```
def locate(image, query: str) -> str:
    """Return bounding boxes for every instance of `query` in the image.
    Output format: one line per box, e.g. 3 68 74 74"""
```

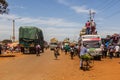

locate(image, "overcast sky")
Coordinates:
0 0 120 42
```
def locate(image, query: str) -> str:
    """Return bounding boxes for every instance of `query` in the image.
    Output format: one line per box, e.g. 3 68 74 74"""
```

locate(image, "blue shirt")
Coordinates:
80 46 87 56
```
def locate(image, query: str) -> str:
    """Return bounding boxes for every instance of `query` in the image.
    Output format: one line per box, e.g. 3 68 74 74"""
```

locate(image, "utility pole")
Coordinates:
10 18 21 42
7 18 21 42
89 10 95 21
12 19 15 42
89 10 92 21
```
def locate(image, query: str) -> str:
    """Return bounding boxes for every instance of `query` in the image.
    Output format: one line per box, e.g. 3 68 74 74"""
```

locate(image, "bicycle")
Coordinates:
81 53 94 71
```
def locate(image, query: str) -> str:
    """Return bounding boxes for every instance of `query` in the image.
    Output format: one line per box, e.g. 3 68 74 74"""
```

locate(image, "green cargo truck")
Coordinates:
19 26 44 53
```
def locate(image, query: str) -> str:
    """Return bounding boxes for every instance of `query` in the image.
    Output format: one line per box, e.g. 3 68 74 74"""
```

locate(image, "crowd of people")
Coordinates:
101 34 120 59
56 34 120 70
0 44 21 55
0 33 120 70
0 43 43 56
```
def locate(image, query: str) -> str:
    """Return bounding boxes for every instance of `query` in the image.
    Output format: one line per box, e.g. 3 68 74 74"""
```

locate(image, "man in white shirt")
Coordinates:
115 44 120 58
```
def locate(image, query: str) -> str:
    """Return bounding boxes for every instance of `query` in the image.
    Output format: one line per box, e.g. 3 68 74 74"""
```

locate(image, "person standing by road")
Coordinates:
36 44 41 56
103 45 108 58
79 44 88 69
108 44 115 59
0 45 2 55
100 43 104 58
115 44 120 58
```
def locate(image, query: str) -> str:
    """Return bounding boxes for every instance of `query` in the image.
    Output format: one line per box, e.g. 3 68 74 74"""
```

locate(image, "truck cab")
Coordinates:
80 35 102 60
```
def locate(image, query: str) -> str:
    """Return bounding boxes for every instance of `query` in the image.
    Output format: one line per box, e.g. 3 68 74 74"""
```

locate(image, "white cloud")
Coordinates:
0 14 19 20
0 14 80 27
43 27 80 42
57 0 69 6
57 0 96 14
9 5 26 9
71 6 89 14
0 14 81 41
0 14 118 42
19 17 80 27
70 6 97 14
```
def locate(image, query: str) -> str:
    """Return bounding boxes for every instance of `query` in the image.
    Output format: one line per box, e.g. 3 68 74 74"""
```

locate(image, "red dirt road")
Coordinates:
0 49 120 80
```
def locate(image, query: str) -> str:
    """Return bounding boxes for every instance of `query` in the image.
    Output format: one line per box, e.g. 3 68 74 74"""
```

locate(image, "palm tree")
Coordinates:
0 0 9 14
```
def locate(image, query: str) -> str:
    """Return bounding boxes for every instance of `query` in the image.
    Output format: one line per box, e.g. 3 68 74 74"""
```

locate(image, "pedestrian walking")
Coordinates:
79 44 88 69
54 47 60 59
64 45 70 55
108 44 115 59
70 44 75 59
36 44 41 56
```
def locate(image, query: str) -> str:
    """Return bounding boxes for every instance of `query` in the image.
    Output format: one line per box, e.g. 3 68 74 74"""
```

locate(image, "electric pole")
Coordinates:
7 18 21 42
89 10 92 21
12 19 15 42
11 18 21 42
89 10 95 21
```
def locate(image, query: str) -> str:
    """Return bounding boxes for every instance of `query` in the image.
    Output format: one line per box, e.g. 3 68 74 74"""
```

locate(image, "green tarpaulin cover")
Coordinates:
19 26 43 39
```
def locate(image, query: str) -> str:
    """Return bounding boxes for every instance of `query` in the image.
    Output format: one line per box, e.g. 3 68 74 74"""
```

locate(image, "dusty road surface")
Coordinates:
0 49 120 80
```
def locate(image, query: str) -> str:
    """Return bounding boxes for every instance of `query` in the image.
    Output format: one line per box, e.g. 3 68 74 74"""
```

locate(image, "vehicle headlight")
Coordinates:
95 48 102 54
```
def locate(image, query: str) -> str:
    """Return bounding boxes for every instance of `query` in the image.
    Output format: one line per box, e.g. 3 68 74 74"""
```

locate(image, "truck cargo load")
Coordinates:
19 26 44 53
49 38 58 50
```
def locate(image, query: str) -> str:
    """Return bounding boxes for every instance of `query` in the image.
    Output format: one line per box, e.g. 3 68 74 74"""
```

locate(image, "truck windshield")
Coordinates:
50 43 57 45
83 41 101 48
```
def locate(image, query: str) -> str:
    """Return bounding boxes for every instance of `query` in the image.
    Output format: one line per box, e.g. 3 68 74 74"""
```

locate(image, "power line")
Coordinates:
99 0 120 13
94 0 120 19
96 0 114 10
105 9 120 19
95 0 110 10
99 0 120 19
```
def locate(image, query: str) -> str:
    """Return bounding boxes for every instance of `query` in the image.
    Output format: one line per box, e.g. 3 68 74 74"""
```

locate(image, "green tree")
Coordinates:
0 0 9 14
2 39 12 44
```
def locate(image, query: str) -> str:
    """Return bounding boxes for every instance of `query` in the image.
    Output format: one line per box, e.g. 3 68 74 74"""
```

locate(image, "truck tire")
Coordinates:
94 55 101 60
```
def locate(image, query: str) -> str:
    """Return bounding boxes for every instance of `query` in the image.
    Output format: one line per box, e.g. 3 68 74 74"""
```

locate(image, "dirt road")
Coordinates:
0 49 120 80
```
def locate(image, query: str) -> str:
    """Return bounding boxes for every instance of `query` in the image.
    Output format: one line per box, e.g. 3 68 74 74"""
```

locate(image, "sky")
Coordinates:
0 0 120 42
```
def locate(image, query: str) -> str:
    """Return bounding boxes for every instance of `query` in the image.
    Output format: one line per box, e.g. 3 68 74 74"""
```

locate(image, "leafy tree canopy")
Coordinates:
2 39 12 44
0 0 9 14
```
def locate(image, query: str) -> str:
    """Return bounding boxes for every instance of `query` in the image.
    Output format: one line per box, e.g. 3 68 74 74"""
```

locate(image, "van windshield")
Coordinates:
83 41 101 48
